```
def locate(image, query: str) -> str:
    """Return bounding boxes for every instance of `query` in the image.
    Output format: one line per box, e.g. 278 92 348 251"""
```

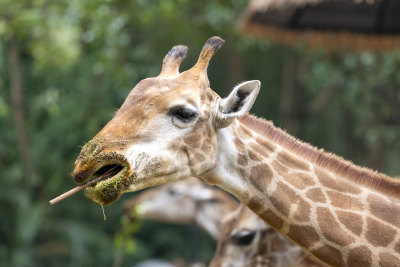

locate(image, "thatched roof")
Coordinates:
240 0 400 51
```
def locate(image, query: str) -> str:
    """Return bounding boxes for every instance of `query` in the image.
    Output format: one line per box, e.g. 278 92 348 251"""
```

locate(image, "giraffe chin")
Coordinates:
83 166 128 205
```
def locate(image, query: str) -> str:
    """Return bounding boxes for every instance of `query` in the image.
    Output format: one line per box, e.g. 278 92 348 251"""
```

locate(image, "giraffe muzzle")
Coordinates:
73 150 131 205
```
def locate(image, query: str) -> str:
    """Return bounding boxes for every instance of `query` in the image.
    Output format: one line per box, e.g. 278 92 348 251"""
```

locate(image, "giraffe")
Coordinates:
73 36 400 266
210 203 327 267
124 177 238 239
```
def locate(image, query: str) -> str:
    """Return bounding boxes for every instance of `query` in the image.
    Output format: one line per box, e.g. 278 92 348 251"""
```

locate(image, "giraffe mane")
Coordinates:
239 114 400 199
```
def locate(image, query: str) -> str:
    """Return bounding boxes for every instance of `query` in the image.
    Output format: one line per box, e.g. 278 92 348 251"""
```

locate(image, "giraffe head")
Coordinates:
73 37 261 205
210 204 305 267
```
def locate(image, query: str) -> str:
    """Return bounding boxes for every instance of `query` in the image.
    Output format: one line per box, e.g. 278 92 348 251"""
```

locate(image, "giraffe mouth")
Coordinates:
82 163 129 205
89 164 125 184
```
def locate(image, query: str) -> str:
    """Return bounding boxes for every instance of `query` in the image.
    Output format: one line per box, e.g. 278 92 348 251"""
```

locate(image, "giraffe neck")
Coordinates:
205 114 400 267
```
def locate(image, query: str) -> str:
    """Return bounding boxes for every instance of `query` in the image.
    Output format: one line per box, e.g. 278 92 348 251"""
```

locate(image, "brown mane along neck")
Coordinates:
239 114 400 199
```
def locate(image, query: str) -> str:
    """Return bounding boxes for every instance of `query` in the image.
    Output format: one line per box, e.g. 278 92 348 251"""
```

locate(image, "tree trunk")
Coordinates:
8 35 36 180
225 45 247 94
279 49 297 134
279 49 307 135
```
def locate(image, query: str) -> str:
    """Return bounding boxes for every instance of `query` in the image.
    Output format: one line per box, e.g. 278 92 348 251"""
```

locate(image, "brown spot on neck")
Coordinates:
287 224 320 248
312 245 344 267
379 252 400 267
283 172 315 190
270 182 297 217
326 191 364 211
277 151 310 171
256 136 276 153
248 142 270 158
259 209 284 230
317 207 355 246
368 193 400 228
347 246 372 266
316 168 362 195
271 160 289 175
292 198 311 222
248 149 262 162
247 195 264 214
237 153 248 166
336 211 363 236
306 188 327 203
234 138 246 153
366 217 396 247
237 124 253 139
249 163 272 192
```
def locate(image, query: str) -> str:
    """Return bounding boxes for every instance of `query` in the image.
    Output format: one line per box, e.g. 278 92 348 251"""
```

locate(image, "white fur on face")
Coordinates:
124 115 193 192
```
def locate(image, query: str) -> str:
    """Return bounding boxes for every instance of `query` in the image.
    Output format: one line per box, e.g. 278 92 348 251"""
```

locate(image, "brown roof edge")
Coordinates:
239 19 400 53
238 0 400 52
248 0 377 12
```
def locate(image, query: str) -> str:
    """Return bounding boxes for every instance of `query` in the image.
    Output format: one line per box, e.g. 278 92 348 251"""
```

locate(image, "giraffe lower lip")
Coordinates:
84 165 129 205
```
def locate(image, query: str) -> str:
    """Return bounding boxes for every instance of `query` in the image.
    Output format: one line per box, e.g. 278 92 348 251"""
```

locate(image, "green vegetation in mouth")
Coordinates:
84 166 128 205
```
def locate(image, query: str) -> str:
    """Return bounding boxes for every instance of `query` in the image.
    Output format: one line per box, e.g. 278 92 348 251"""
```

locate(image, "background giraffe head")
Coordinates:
123 177 238 239
73 36 260 205
210 204 312 267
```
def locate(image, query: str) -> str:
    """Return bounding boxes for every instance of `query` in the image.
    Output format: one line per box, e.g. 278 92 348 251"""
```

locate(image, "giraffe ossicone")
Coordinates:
73 36 400 266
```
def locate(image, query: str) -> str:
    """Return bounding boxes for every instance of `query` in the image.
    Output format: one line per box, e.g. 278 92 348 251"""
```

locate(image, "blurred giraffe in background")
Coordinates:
126 179 326 267
124 177 238 239
210 204 327 267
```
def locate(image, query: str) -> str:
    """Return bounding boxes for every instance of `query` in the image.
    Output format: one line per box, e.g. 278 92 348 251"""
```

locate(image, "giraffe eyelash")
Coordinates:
169 106 198 123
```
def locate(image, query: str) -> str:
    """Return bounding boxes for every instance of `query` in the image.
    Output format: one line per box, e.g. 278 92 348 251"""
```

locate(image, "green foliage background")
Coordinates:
1 0 400 266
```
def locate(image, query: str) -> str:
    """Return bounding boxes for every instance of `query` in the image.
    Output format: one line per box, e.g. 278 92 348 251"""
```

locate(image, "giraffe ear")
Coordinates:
215 80 260 128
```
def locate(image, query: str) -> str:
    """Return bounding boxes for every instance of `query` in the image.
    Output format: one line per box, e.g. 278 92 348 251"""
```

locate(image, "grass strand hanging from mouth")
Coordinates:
101 204 107 221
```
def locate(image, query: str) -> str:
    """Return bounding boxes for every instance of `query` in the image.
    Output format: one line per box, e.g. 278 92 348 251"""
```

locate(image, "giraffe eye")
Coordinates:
233 230 256 246
169 106 198 125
